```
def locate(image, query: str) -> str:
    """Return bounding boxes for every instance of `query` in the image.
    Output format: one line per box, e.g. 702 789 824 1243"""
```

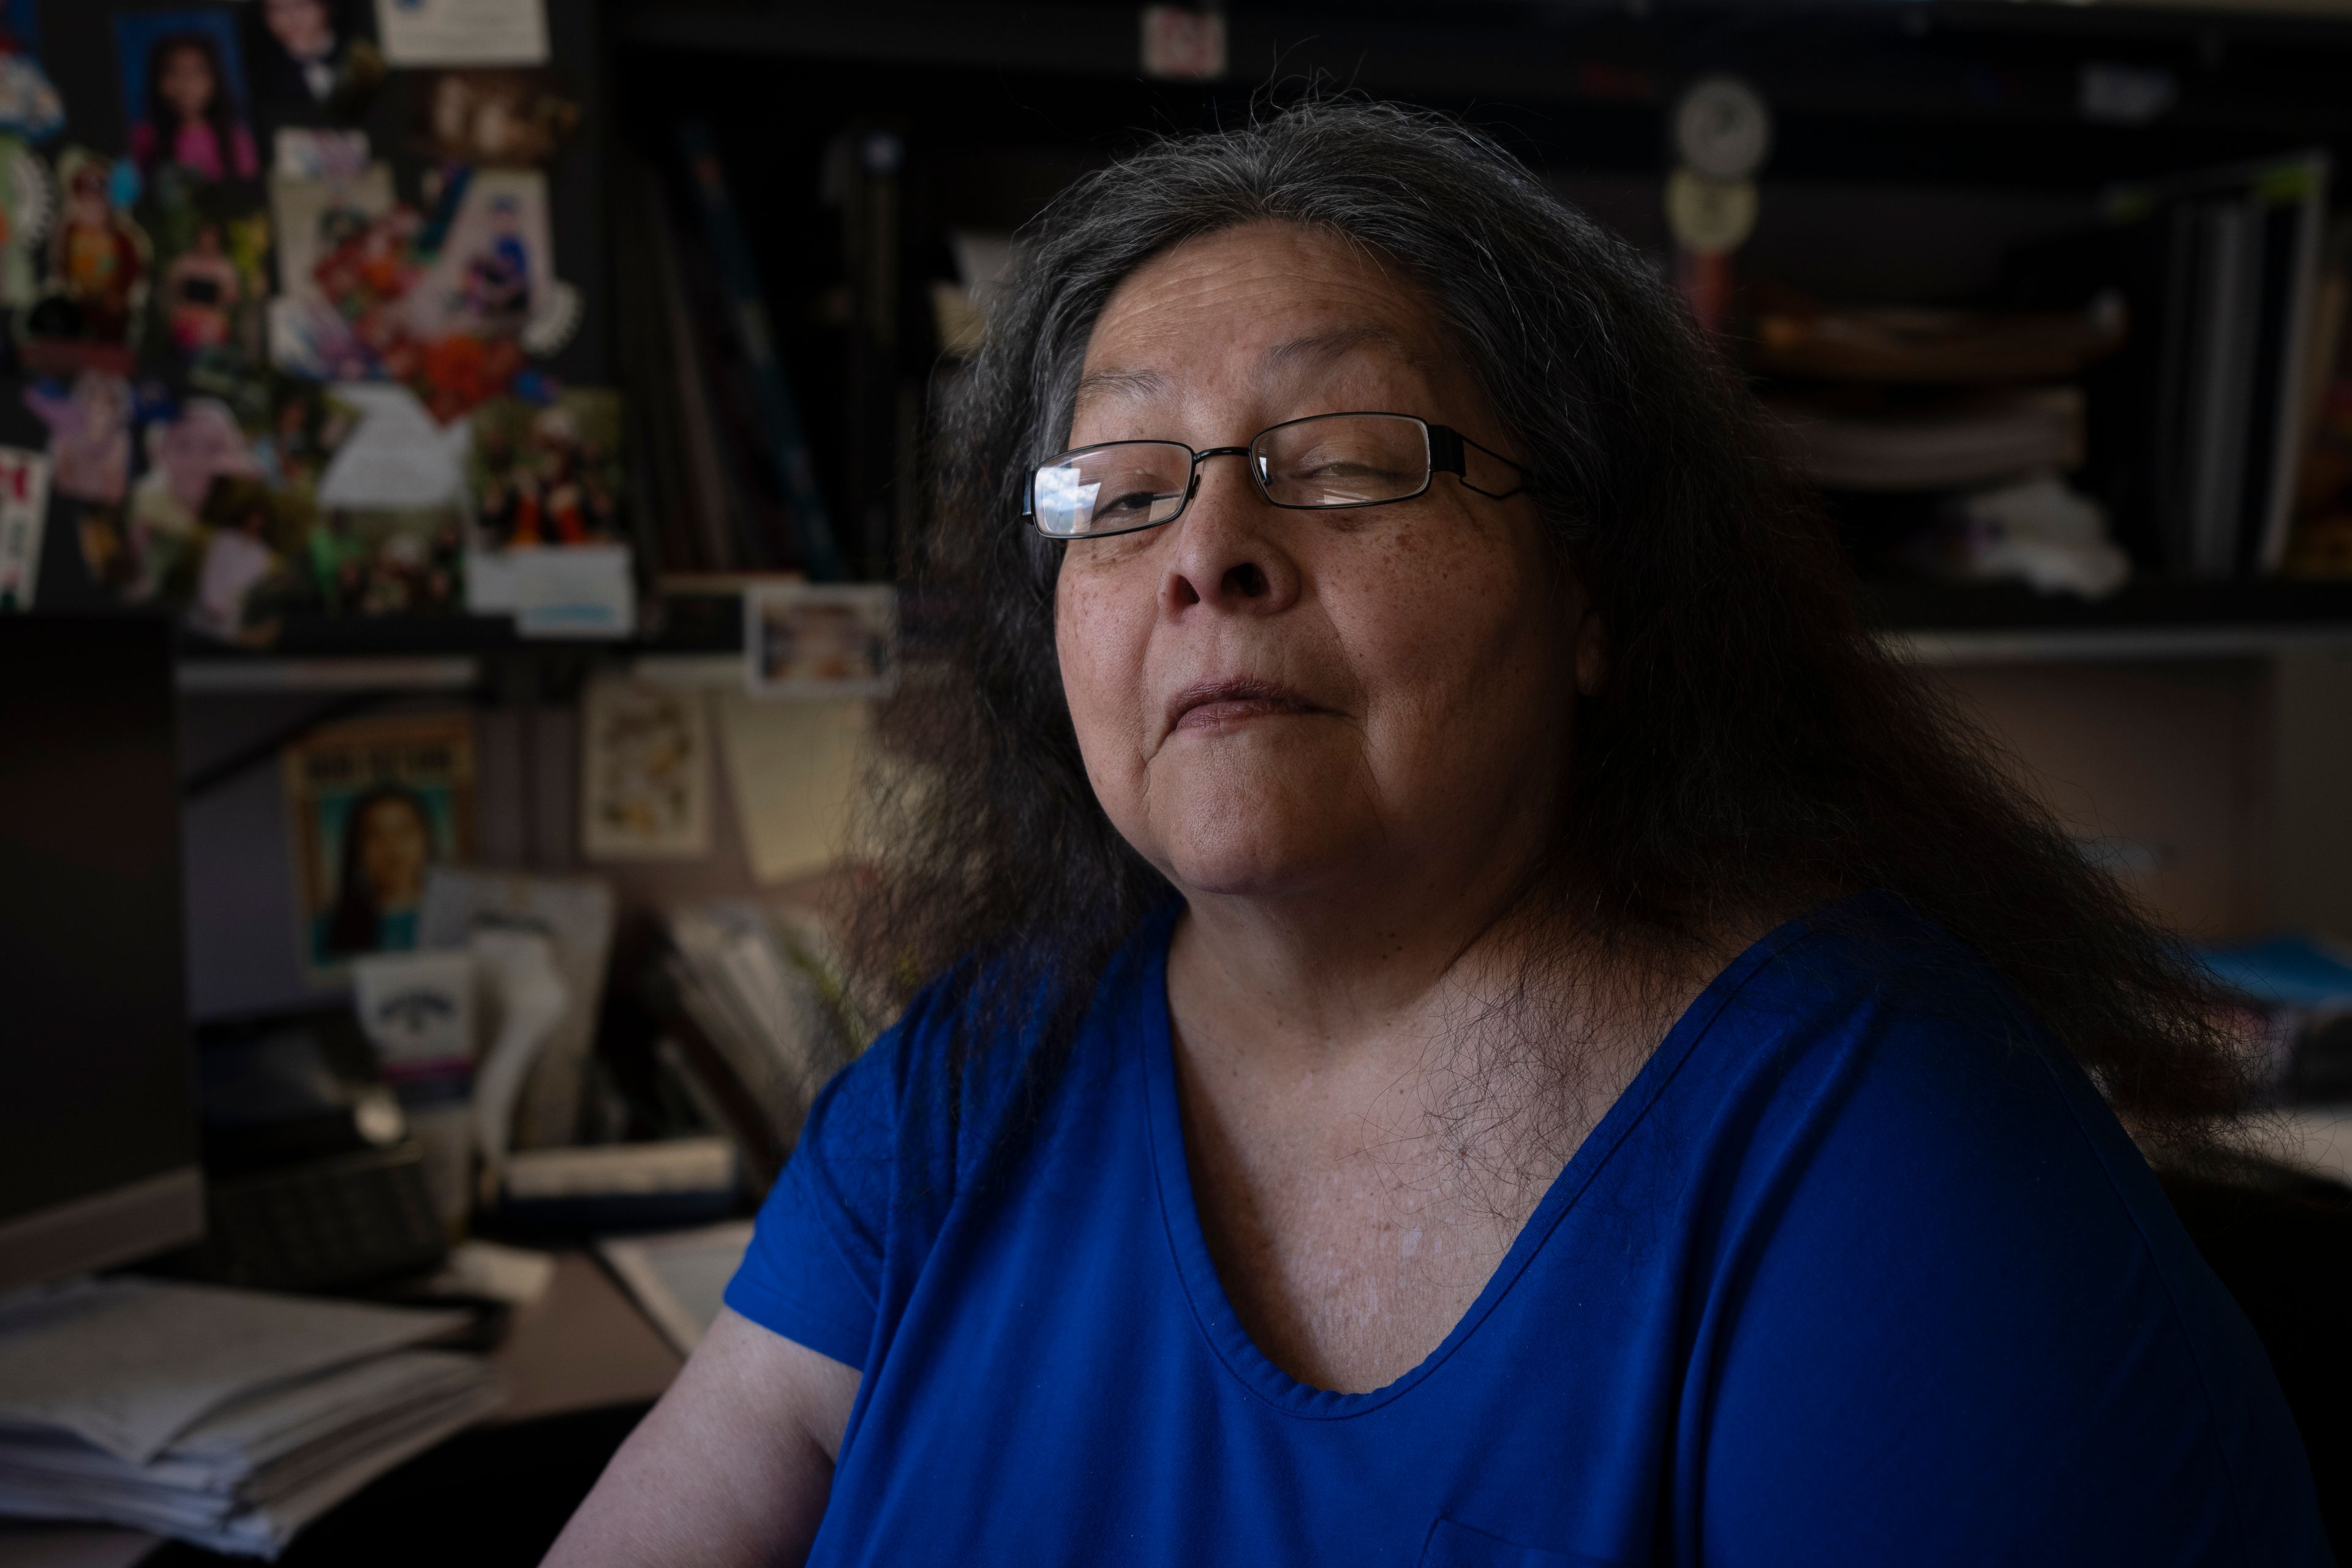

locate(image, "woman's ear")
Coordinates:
1574 613 1606 697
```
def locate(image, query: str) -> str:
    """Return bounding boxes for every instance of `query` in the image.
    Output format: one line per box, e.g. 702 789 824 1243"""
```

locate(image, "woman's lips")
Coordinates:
1165 678 1324 734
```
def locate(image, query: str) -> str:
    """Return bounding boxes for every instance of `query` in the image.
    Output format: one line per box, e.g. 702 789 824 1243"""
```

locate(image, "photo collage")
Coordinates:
0 0 625 644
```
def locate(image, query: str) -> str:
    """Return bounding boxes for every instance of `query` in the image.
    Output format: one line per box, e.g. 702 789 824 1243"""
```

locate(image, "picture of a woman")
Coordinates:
126 29 258 181
321 785 437 958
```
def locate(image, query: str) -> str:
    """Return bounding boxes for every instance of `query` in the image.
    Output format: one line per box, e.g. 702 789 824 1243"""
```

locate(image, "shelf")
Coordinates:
1868 578 2352 664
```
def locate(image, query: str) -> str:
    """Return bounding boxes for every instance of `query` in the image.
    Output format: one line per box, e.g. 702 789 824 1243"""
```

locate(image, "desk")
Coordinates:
0 1251 683 1568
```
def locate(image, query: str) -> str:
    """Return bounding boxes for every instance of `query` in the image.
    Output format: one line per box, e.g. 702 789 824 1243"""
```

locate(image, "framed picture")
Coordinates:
744 581 897 701
282 712 475 984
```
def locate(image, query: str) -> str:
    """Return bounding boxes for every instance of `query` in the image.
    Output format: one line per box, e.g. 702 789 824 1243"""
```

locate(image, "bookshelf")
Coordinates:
590 0 2352 668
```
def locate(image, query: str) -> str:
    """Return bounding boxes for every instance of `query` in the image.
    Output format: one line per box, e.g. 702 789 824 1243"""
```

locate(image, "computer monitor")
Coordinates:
0 615 203 1294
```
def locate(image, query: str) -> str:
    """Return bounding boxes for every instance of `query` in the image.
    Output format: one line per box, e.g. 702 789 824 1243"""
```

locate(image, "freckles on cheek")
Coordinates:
1054 573 1150 792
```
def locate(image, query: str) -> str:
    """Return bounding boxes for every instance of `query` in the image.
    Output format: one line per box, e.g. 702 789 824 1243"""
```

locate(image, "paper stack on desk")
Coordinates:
0 1276 504 1558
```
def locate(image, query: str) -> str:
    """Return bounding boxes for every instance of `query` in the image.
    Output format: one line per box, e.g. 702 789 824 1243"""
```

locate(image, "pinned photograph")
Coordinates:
23 369 132 504
0 1 62 144
25 149 151 374
264 161 398 375
245 0 383 119
0 135 52 306
282 712 476 984
745 581 899 700
116 11 260 183
371 0 548 69
0 445 49 609
273 126 370 180
579 677 713 861
467 390 622 551
127 394 260 601
403 167 569 350
140 165 272 370
186 472 304 645
308 507 466 617
412 69 578 167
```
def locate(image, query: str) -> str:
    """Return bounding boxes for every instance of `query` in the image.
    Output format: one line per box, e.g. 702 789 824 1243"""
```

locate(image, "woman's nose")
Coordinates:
1159 459 1302 617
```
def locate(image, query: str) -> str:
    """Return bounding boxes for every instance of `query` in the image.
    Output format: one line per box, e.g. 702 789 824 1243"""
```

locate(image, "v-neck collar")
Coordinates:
1136 900 1820 1419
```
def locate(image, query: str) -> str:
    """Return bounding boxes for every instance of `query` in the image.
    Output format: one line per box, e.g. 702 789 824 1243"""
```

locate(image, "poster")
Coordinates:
579 677 712 861
282 712 476 984
0 446 50 608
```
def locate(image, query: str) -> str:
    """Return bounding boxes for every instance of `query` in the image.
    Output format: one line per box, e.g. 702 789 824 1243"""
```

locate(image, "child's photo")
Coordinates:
116 12 259 182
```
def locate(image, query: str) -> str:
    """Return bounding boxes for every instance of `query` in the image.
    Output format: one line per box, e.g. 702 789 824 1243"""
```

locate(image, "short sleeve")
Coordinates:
1690 993 2328 1566
723 1026 905 1368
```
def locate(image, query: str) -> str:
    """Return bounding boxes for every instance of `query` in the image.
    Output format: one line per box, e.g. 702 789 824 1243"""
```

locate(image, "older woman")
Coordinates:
551 104 2324 1566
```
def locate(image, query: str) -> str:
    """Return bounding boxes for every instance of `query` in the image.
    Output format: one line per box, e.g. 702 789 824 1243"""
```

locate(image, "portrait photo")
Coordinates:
115 10 259 182
282 712 475 983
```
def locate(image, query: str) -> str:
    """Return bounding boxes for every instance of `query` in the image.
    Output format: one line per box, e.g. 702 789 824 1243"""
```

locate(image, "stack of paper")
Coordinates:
0 1278 503 1558
665 900 863 1157
1770 388 2087 492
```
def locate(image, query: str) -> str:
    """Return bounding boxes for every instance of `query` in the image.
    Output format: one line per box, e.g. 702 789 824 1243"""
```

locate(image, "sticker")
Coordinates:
372 0 548 68
273 126 370 179
744 582 899 701
0 444 49 608
1672 75 1773 182
412 69 578 167
0 136 54 307
246 0 385 119
579 677 712 861
466 389 621 550
281 712 477 985
22 150 151 376
116 11 260 183
23 370 132 504
1664 167 1757 257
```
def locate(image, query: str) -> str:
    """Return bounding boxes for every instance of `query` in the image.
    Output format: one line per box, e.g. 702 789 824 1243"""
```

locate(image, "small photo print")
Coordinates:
745 581 898 700
116 10 260 183
579 677 712 861
467 389 622 550
282 712 475 984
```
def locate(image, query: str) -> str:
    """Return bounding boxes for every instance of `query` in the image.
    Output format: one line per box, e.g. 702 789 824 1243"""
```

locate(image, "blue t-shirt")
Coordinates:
725 894 2329 1566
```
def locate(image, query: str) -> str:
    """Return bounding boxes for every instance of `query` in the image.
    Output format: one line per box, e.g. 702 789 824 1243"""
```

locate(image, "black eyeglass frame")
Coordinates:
1020 412 1535 541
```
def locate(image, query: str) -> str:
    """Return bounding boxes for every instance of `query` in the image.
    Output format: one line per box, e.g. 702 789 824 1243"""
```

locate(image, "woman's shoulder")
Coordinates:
813 903 1177 1193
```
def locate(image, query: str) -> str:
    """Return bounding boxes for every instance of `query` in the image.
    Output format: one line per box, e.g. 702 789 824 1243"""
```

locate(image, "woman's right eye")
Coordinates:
1097 488 1162 517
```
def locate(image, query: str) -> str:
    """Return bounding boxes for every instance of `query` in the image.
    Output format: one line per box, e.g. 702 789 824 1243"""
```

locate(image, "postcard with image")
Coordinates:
579 676 712 861
745 581 899 700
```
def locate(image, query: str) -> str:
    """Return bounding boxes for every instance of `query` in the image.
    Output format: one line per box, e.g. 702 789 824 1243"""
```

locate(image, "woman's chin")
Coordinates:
1157 818 1370 903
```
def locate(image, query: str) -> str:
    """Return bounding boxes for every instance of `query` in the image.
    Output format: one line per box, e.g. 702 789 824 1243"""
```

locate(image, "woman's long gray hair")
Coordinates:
848 97 2250 1152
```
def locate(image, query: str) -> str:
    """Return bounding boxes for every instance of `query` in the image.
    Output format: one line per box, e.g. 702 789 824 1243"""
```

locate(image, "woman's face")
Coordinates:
355 798 429 907
1054 222 1591 910
159 45 216 121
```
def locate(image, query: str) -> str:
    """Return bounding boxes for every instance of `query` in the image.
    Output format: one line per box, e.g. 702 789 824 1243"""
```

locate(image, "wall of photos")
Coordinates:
0 0 619 633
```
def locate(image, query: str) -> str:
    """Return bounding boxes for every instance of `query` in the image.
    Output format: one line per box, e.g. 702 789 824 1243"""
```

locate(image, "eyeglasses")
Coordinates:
1021 412 1532 540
